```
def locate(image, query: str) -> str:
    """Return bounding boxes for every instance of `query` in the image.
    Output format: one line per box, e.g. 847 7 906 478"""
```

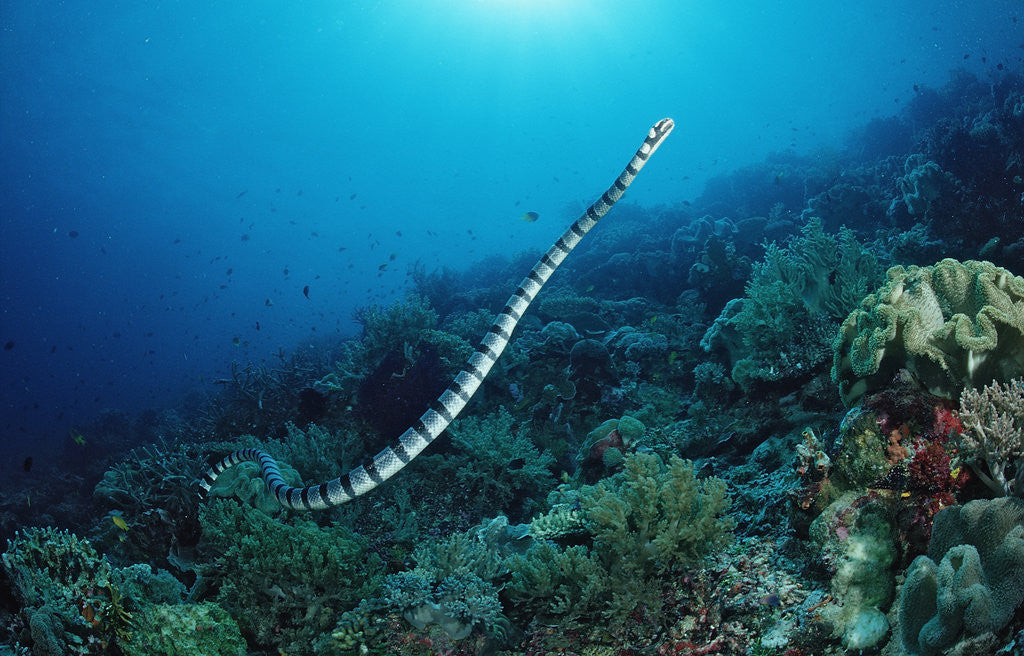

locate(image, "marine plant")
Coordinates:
447 407 556 520
703 218 882 392
92 438 204 565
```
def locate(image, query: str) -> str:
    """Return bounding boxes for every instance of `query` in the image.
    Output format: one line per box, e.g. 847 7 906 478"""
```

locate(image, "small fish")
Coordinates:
302 285 310 299
25 494 30 508
81 602 99 626
22 457 32 472
232 337 241 347
255 321 261 331
584 285 594 293
68 230 80 238
519 211 540 222
240 234 250 241
70 430 86 446
112 515 130 531
265 298 273 307
389 253 397 261
3 341 13 351
667 351 678 366
235 190 247 198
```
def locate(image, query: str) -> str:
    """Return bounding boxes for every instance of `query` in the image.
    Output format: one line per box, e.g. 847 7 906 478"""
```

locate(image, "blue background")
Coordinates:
1 1 1020 455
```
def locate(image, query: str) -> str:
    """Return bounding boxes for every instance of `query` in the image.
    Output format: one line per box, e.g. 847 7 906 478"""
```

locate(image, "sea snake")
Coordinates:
200 118 675 510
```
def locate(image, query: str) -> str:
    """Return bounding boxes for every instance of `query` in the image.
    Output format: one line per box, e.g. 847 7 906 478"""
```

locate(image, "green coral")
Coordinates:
448 407 556 518
198 499 382 655
383 570 503 640
379 517 525 641
204 457 302 515
122 602 245 656
703 219 881 391
506 541 609 621
583 453 733 573
833 258 1024 406
354 294 438 363
891 497 1024 656
3 528 111 613
529 504 586 540
507 453 733 623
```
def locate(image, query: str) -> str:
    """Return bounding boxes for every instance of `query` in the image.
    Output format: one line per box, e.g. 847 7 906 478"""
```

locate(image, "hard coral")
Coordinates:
956 377 1024 496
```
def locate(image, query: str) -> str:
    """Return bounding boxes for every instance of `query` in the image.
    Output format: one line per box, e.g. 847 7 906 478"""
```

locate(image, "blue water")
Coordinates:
0 0 1019 458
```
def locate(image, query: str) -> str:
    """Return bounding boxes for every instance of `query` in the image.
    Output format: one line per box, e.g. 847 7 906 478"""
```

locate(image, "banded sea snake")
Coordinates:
200 118 675 510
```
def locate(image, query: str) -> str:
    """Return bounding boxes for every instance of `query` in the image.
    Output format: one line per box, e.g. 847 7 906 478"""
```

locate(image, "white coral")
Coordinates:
957 378 1024 496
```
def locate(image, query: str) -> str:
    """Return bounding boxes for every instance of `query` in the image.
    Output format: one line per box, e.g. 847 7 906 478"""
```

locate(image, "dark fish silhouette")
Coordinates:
3 341 13 351
302 285 310 298
22 457 32 472
68 230 79 238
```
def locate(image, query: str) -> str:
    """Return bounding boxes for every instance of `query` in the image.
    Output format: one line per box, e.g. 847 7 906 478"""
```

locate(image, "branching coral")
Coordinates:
379 516 525 641
957 377 1024 496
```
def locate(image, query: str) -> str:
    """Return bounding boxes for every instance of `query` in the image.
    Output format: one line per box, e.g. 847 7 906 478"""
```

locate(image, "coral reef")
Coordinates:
833 259 1024 406
703 218 881 394
956 377 1024 496
197 499 383 655
888 497 1024 656
507 453 734 625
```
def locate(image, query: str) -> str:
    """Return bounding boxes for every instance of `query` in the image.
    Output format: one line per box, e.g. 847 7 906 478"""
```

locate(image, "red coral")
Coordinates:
908 441 952 493
931 401 963 439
